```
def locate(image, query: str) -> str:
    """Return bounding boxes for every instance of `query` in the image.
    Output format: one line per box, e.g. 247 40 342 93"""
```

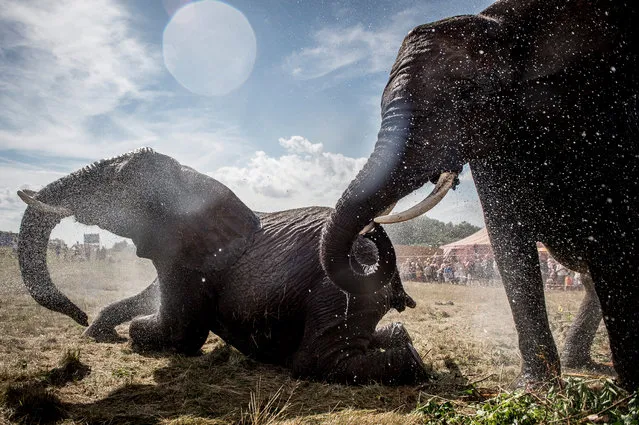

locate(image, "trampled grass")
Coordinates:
0 247 635 424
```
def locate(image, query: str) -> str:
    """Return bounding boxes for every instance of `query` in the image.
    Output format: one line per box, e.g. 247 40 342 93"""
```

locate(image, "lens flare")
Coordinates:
163 1 257 96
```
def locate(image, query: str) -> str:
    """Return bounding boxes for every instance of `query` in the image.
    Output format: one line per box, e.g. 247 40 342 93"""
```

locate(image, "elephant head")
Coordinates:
18 148 260 325
320 15 512 294
320 3 624 294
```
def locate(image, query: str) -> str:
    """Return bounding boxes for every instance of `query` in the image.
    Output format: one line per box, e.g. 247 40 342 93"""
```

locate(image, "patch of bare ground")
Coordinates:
0 248 612 424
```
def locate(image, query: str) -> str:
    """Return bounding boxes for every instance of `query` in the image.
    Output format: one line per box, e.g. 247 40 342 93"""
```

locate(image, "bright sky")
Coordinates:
0 0 493 246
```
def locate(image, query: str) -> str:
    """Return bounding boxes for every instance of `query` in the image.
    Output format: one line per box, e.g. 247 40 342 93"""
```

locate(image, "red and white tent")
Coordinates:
440 228 493 261
440 227 549 261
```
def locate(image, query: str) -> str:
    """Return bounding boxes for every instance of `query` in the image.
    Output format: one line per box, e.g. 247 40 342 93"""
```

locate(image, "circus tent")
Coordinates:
440 227 549 261
440 227 492 260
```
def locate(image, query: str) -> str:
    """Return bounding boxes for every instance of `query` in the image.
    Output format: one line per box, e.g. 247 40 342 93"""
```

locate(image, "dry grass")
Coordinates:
0 247 612 424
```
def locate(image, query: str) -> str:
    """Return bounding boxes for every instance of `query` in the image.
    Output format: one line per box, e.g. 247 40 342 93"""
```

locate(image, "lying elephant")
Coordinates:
17 148 426 385
318 0 638 389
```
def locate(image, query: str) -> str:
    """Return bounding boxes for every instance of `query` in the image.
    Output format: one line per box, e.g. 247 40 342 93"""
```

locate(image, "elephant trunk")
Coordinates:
19 205 89 326
321 98 428 294
17 149 151 325
320 24 469 295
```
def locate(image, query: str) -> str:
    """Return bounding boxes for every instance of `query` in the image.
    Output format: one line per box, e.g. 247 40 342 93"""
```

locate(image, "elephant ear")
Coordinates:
518 8 615 82
133 164 261 273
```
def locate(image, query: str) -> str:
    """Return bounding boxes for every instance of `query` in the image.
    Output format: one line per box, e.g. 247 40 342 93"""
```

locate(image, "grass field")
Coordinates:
0 247 634 424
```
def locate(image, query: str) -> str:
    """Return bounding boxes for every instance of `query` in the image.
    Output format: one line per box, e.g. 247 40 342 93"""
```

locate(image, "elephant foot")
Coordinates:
562 356 614 375
329 343 432 385
129 314 207 356
82 324 127 343
510 369 562 390
617 375 639 393
407 343 434 383
510 350 562 390
370 322 414 349
129 314 167 352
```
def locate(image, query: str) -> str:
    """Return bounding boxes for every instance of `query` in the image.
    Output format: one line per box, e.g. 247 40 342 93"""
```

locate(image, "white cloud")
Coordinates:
0 0 254 174
212 136 367 210
0 187 22 213
283 1 495 82
212 136 485 227
283 8 426 80
278 137 323 155
0 0 161 158
0 161 88 238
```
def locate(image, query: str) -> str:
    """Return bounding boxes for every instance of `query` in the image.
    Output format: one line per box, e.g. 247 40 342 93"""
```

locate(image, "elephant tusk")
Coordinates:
373 172 457 224
359 202 397 235
17 190 73 217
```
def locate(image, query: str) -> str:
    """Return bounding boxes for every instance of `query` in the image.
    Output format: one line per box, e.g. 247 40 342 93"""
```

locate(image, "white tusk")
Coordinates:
17 190 73 217
373 172 457 225
359 202 397 235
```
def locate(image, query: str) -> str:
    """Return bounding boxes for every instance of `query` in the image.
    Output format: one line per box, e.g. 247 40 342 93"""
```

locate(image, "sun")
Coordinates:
163 1 257 96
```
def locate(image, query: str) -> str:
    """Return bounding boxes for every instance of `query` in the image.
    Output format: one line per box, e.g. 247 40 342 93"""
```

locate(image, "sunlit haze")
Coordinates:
0 0 493 246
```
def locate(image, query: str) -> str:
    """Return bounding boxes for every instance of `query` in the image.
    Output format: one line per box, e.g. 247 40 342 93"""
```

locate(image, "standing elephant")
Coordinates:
17 148 427 385
319 0 638 389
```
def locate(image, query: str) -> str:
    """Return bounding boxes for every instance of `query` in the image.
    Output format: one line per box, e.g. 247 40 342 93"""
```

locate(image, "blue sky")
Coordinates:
0 0 493 245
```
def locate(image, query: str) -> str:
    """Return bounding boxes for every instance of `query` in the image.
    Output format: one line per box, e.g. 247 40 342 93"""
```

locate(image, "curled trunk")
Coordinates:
19 206 88 325
320 101 429 294
17 150 146 326
320 51 462 294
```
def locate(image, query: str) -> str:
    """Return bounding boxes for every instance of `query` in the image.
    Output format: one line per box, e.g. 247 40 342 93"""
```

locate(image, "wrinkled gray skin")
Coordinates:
18 148 427 385
319 0 638 390
560 272 605 371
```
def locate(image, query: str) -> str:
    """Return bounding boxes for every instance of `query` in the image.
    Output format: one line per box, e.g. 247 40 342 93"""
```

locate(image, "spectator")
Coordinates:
443 262 455 283
539 254 549 282
423 262 435 282
437 263 446 283
481 257 494 285
556 264 569 290
415 261 423 281
400 260 411 280
564 271 574 290
452 259 464 283
464 259 476 285
408 261 416 281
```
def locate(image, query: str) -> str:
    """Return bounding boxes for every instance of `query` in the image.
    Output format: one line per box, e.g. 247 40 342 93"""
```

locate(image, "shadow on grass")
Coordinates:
4 345 474 424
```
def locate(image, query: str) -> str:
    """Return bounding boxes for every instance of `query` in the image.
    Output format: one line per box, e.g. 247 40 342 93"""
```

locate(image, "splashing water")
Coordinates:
342 289 350 326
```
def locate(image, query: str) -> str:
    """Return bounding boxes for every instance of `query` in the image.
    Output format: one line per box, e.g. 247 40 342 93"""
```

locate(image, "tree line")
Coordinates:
383 216 481 247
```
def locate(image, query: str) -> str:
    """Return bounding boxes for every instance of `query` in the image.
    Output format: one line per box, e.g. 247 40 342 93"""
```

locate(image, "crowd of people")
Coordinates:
400 252 585 290
399 255 501 286
51 241 108 262
541 256 584 291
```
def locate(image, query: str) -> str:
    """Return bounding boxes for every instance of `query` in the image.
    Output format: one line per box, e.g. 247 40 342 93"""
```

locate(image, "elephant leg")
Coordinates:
589 254 639 390
491 235 561 385
369 322 413 350
292 296 428 385
561 273 605 370
129 265 210 355
83 278 160 342
293 336 427 385
330 343 428 385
